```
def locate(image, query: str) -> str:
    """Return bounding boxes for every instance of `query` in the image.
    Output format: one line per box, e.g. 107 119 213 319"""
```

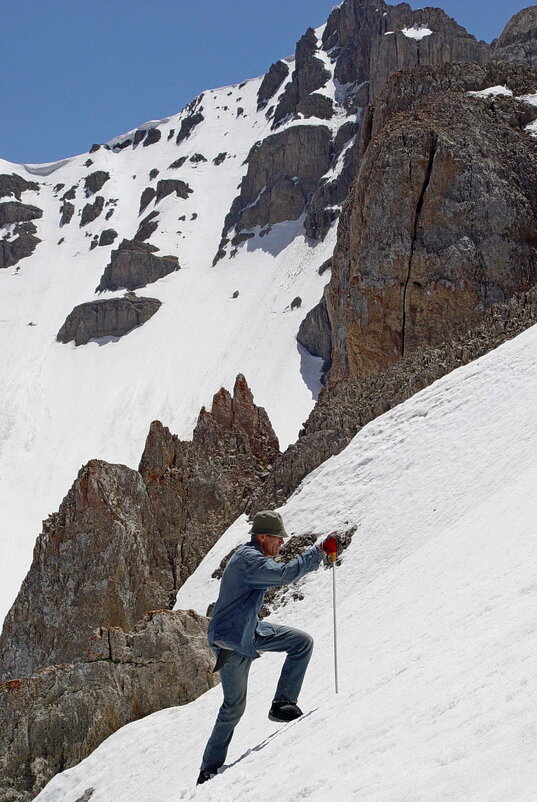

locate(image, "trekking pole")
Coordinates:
322 534 340 694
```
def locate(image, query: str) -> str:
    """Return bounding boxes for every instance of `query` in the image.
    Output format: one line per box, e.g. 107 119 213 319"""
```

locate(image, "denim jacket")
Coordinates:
208 539 323 659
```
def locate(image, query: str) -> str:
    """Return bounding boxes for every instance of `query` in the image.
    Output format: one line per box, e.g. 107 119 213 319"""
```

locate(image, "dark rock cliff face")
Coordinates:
218 0 492 257
0 174 39 200
257 60 290 109
56 294 162 345
272 28 330 126
0 610 216 802
494 6 537 66
0 229 41 270
0 202 42 225
84 171 110 196
96 239 179 292
322 0 489 99
0 375 279 681
325 62 537 382
221 125 333 236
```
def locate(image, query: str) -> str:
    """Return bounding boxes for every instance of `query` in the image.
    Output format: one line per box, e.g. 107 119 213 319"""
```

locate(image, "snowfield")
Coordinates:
0 21 349 622
34 322 537 801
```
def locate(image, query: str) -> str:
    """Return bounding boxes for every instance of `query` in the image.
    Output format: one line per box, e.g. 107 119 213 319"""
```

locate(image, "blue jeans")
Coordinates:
200 624 314 771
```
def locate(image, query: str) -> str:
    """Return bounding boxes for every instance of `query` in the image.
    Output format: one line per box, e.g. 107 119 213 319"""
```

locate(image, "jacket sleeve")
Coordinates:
241 545 323 589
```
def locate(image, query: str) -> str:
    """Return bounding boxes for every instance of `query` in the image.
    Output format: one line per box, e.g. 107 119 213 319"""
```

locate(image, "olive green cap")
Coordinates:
250 510 289 539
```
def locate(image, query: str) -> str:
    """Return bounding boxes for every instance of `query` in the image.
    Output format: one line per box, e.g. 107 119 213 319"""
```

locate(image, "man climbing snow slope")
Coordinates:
198 509 333 785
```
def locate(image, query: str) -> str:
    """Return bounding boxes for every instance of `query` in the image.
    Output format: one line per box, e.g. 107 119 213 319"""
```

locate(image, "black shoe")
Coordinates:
268 699 303 722
197 768 217 785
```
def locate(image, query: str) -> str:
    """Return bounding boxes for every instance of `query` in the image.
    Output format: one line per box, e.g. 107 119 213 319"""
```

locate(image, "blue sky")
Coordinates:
0 0 528 165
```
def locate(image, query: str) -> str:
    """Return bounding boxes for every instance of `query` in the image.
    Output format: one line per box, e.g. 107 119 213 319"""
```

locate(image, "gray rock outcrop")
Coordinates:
297 296 332 370
0 202 43 225
98 228 118 247
0 174 39 200
56 294 162 346
257 60 290 109
134 211 159 242
494 5 537 66
59 200 75 226
155 178 193 203
80 195 104 226
0 460 169 678
0 610 216 802
321 0 489 101
83 171 110 196
175 101 204 145
143 127 162 146
96 239 179 292
221 125 333 236
0 227 40 269
272 28 330 126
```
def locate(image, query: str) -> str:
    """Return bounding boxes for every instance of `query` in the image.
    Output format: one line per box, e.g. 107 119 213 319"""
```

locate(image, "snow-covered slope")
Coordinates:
34 322 537 801
0 23 353 621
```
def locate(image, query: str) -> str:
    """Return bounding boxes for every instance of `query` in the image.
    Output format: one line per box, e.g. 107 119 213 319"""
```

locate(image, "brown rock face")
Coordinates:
56 294 162 345
139 374 280 587
273 28 330 126
0 460 170 679
326 63 537 382
0 375 278 681
494 6 537 66
96 238 179 292
0 610 217 802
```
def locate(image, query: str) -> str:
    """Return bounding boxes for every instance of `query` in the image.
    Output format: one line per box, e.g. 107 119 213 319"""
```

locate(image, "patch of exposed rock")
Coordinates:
175 97 205 146
98 228 118 247
134 211 159 242
249 285 537 513
59 200 75 226
326 62 537 382
56 294 161 346
83 171 110 196
0 375 278 681
257 60 290 109
494 5 537 66
143 127 162 147
297 295 332 374
80 195 104 226
0 610 216 802
0 202 43 225
272 28 330 126
0 174 39 200
219 125 333 241
139 374 280 588
155 178 193 203
96 239 179 292
0 227 40 269
321 0 489 100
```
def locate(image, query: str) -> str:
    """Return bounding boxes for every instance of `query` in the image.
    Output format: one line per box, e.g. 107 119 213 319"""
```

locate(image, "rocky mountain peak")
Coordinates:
494 5 537 65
